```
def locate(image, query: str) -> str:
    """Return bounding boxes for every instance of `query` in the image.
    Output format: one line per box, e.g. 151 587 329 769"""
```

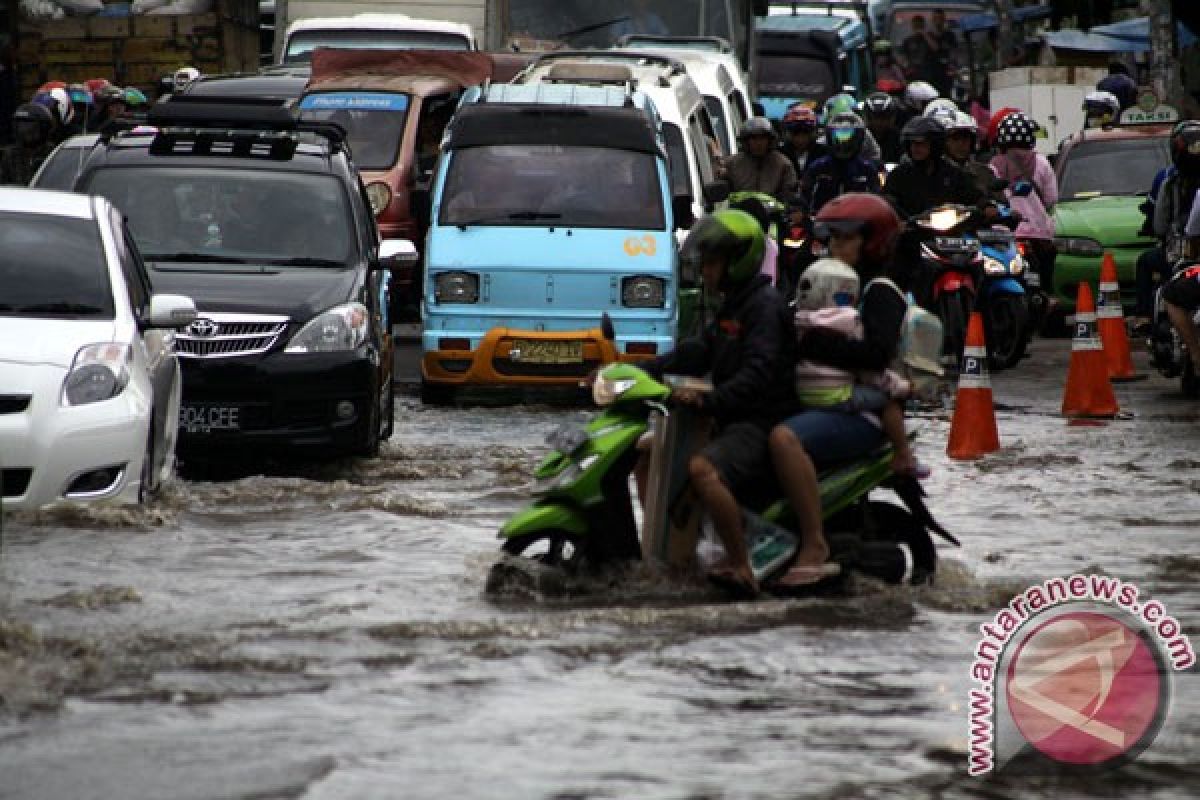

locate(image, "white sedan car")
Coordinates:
0 189 196 512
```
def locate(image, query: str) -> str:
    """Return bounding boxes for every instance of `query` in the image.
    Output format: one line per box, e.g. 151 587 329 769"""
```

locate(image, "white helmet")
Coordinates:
924 97 959 117
905 81 939 109
927 106 957 131
947 110 978 138
795 258 860 311
48 87 73 126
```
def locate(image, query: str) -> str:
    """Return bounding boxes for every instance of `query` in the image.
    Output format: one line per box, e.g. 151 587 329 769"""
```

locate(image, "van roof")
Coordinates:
480 82 648 111
448 103 661 156
285 13 474 41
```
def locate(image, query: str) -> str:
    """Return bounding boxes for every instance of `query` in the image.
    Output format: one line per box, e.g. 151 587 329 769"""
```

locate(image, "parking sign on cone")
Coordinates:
947 311 1000 460
1062 282 1119 418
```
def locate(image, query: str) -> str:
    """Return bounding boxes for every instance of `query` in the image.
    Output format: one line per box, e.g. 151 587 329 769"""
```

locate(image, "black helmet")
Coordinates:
826 111 866 160
862 92 897 119
739 116 777 144
12 103 54 146
1171 120 1200 177
681 209 765 290
900 115 946 160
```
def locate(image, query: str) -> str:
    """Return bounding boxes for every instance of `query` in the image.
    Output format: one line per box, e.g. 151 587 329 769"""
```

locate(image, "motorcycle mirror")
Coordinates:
601 312 615 341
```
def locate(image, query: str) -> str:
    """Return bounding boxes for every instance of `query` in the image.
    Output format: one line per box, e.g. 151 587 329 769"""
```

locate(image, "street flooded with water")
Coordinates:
2 340 1199 799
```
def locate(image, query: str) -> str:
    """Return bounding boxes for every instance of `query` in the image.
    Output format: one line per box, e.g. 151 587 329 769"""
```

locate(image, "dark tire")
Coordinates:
487 528 587 596
499 529 586 569
985 294 1029 370
138 426 159 504
354 397 381 458
1183 359 1200 398
864 501 937 585
382 382 395 441
1040 304 1071 338
938 290 970 367
420 379 454 406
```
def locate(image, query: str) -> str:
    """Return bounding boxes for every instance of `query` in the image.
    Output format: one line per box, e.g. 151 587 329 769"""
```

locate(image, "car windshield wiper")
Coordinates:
265 257 346 267
456 211 563 230
555 15 630 41
144 252 250 263
17 302 107 315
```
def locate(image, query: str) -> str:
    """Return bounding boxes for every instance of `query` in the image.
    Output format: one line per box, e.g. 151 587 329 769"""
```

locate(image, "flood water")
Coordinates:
2 340 1199 799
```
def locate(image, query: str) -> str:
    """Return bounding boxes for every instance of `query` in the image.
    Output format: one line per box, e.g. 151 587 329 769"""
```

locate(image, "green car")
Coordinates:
1052 125 1171 312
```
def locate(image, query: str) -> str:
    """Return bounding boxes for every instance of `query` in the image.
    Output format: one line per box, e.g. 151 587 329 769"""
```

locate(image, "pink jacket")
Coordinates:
989 149 1058 241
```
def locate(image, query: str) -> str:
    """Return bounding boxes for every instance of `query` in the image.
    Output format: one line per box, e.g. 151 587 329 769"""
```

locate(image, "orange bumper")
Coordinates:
421 327 647 387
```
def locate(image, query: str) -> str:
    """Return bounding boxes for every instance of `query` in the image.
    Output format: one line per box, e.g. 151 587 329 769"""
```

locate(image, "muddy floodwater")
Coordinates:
2 341 1199 799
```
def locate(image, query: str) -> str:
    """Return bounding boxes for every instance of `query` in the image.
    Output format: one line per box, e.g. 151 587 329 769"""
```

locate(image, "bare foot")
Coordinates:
891 449 918 476
707 558 759 598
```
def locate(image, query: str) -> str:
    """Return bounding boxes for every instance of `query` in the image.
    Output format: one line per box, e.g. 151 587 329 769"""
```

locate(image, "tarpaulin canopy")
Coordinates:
957 5 1052 36
1041 16 1197 53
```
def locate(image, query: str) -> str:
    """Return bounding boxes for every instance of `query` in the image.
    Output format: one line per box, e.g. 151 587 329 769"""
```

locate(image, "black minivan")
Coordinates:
74 95 412 458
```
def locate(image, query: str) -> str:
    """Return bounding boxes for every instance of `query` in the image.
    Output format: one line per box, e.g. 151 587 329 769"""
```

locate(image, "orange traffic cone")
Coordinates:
1062 282 1119 418
1095 253 1139 381
947 312 1000 460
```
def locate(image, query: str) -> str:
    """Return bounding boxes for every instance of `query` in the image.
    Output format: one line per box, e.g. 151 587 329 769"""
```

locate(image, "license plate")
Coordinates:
510 339 584 364
179 404 241 433
1026 272 1041 288
935 237 974 252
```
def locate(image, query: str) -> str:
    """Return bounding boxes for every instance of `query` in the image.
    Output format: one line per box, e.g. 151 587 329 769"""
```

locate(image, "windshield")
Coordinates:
502 0 745 59
299 92 410 170
285 29 472 63
0 213 114 318
757 54 835 101
1059 138 1170 200
84 168 356 266
440 145 666 230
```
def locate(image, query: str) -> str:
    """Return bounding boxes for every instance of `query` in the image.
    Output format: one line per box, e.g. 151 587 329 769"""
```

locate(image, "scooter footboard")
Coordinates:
498 503 587 540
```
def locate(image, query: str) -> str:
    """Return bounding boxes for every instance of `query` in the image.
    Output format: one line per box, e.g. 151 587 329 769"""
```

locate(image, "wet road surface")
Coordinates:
2 339 1199 799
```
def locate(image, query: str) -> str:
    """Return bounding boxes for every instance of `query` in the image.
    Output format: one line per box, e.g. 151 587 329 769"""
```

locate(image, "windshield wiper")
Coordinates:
555 15 630 41
265 257 346 267
17 302 107 315
456 211 563 230
144 252 250 263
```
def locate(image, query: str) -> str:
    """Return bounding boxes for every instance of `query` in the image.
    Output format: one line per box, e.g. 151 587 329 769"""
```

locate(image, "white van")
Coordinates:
280 13 477 65
515 52 730 229
613 36 754 157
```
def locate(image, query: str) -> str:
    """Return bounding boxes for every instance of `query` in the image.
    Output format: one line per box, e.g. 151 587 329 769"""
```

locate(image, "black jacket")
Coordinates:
884 154 985 219
797 155 882 216
646 275 795 428
780 139 829 180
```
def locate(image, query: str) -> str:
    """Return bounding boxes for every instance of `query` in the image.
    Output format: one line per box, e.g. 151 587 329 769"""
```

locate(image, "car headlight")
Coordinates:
983 256 1008 276
593 374 636 406
434 271 480 304
365 181 392 216
622 275 666 308
285 303 369 353
1054 236 1104 257
62 343 131 406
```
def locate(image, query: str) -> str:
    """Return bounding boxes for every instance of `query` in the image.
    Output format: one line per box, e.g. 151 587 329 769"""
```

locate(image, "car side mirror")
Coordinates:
702 179 731 207
379 239 419 271
672 193 696 230
147 293 197 329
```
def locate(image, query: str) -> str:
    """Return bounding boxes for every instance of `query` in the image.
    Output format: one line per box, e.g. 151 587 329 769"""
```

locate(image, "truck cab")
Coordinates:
756 9 874 119
420 82 693 401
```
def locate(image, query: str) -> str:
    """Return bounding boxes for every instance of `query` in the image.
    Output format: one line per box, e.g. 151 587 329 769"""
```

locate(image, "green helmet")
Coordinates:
682 209 765 289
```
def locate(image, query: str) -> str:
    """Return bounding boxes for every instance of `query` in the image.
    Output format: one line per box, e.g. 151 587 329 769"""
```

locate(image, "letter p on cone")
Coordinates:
947 311 1000 460
1062 282 1119 418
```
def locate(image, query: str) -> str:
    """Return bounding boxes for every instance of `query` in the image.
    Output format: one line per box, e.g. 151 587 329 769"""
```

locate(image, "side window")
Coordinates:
662 123 693 199
414 92 460 181
687 111 718 186
113 212 151 315
728 90 749 131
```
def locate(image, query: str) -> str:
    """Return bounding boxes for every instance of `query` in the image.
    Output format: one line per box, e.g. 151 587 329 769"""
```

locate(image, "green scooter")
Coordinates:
487 356 956 597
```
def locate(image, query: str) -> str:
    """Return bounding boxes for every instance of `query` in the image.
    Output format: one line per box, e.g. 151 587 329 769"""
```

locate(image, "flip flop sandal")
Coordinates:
772 562 842 588
706 566 760 600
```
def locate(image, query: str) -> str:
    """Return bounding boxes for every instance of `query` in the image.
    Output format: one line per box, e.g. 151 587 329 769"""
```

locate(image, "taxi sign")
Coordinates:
1119 103 1180 126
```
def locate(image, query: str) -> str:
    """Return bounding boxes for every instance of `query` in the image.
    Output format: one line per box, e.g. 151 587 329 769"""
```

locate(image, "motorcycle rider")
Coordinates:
779 104 827 177
641 209 796 597
861 92 904 164
882 115 984 220
0 102 55 185
824 92 881 164
769 194 908 587
900 80 939 130
722 117 798 207
943 111 1005 204
796 112 881 218
989 111 1058 303
1082 90 1122 130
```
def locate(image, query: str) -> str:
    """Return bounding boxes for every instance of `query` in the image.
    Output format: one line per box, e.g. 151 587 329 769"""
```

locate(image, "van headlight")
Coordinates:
365 181 392 216
285 303 369 353
62 343 131 406
622 275 666 308
434 271 480 304
1010 255 1026 275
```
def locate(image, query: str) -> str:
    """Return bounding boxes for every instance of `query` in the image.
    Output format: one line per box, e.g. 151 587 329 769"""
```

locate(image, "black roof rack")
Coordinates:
140 94 347 158
148 93 299 129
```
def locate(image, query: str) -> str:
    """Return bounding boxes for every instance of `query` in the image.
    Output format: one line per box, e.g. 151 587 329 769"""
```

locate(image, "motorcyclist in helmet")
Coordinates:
769 193 909 587
639 209 797 597
861 91 904 164
902 80 939 127
779 104 828 177
723 116 798 207
1097 68 1138 112
0 102 56 185
942 111 1005 204
883 115 985 220
990 111 1058 299
796 112 882 218
1082 90 1121 130
823 92 881 163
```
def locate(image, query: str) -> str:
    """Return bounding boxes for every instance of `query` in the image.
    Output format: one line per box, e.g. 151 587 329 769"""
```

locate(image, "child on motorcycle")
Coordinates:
792 258 918 476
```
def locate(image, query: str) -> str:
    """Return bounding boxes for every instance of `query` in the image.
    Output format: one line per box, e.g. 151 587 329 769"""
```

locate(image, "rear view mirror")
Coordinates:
379 239 419 270
702 179 731 206
147 293 197 329
672 194 696 230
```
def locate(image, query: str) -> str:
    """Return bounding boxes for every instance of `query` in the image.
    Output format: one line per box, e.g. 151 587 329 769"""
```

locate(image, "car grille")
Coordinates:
176 313 289 359
2 468 32 498
0 394 31 414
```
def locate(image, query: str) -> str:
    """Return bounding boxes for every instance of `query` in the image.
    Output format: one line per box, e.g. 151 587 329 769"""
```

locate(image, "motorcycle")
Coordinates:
974 207 1032 370
486 350 956 598
908 204 983 366
1149 263 1200 397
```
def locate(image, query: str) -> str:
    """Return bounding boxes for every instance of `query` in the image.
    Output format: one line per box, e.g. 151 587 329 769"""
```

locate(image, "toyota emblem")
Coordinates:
188 318 219 337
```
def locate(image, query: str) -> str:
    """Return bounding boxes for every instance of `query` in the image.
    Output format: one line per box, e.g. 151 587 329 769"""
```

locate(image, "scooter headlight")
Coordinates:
593 374 636 406
983 256 1008 276
1010 255 1026 275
